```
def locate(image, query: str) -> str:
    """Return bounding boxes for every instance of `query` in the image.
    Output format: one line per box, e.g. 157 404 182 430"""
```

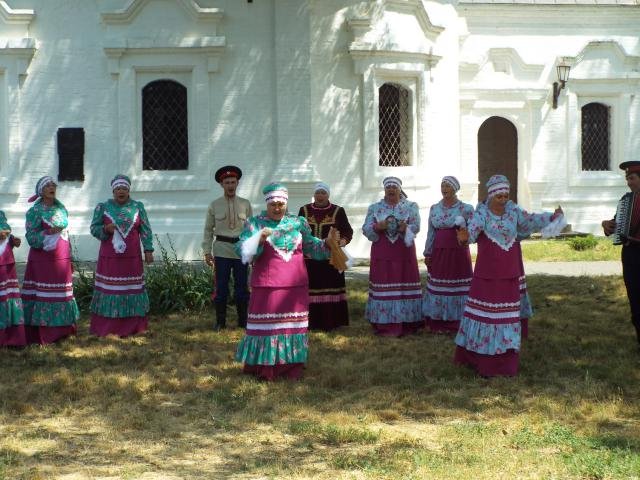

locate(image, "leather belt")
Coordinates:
216 235 240 244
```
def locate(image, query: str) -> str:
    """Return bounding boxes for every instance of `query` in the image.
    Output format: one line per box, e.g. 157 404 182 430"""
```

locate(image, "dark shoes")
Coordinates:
237 301 248 329
214 303 227 331
214 301 248 330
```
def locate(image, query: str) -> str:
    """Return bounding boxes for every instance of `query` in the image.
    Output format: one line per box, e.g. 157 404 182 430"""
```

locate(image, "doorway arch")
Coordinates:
477 116 518 202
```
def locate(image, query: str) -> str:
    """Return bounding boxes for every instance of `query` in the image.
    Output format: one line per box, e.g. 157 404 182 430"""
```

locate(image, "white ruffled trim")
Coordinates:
104 210 139 239
404 227 416 247
42 218 68 251
240 229 263 265
483 231 516 252
267 232 302 262
43 229 68 252
111 229 127 254
541 214 567 239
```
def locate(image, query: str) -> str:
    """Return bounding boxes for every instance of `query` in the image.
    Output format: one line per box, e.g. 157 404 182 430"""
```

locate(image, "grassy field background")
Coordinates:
1 273 639 479
519 236 620 262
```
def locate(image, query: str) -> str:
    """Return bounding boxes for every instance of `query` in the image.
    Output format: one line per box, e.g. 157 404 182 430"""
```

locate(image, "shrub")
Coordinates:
71 234 213 314
145 234 213 314
73 264 96 312
568 234 598 251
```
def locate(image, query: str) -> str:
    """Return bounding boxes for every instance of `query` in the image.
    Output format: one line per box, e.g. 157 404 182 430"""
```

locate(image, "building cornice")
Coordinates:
101 0 223 24
0 1 34 25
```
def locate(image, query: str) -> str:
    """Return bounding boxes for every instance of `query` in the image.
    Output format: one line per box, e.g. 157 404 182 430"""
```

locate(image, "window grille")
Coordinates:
379 83 411 167
142 80 189 170
581 102 610 171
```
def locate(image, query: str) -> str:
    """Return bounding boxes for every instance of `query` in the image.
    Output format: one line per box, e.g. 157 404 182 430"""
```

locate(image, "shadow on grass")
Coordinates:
1 275 639 478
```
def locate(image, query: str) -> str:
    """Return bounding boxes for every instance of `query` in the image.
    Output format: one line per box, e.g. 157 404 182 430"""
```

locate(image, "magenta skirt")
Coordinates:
90 315 148 337
243 363 304 381
0 326 26 347
24 325 77 345
424 229 472 333
454 346 519 377
372 321 424 337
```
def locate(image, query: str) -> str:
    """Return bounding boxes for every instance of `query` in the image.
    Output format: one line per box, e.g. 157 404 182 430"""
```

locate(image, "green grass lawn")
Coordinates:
1 276 639 479
353 236 621 265
519 236 621 262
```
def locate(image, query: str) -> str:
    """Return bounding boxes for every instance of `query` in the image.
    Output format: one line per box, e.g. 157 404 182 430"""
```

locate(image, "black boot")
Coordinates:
237 301 248 329
632 316 640 347
214 303 227 331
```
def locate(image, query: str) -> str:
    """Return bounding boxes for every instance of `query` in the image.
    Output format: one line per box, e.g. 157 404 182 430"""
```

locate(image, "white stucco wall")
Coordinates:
1 0 638 261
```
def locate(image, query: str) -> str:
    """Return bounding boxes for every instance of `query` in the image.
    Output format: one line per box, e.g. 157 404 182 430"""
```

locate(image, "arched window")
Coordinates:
378 83 411 167
581 102 610 171
142 80 189 170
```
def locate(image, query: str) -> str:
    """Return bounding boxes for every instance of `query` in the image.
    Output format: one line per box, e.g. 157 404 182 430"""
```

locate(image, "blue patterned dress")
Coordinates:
454 200 553 377
362 198 422 336
422 200 474 333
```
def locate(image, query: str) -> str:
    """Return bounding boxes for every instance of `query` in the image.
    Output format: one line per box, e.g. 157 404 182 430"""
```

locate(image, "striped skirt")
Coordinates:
422 229 473 333
236 285 309 380
454 277 522 377
90 255 149 337
22 249 78 345
366 236 422 337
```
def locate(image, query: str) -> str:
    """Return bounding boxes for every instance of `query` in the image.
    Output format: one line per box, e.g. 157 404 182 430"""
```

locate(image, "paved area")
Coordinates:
345 261 621 280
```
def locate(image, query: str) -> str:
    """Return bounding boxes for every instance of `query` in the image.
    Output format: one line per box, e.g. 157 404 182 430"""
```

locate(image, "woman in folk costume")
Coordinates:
89 175 154 337
455 175 565 377
0 211 26 346
235 183 338 380
422 176 474 333
362 176 422 336
298 182 353 331
22 176 79 344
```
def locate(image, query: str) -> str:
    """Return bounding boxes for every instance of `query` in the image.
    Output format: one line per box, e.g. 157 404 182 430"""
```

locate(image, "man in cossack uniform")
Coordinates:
202 166 252 330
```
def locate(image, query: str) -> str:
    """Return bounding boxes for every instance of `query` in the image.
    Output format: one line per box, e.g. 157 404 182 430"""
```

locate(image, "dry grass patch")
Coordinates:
1 276 639 479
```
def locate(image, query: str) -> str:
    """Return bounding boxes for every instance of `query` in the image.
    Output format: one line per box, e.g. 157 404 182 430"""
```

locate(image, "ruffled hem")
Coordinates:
90 290 149 318
23 300 79 327
454 316 521 355
235 333 308 366
421 293 467 321
0 298 24 329
365 298 422 324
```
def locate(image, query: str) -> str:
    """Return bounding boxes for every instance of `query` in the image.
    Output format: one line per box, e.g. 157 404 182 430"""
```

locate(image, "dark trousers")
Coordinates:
214 257 249 305
622 245 640 343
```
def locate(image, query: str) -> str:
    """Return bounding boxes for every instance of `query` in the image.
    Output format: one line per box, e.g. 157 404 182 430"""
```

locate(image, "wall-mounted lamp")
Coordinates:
552 60 571 109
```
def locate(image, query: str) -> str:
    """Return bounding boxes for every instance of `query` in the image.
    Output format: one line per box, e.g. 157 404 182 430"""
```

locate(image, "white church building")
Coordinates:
1 0 639 260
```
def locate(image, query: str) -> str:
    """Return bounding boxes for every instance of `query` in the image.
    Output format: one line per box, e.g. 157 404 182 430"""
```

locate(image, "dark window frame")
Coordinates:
142 79 189 171
57 127 85 182
581 102 611 172
378 82 411 167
